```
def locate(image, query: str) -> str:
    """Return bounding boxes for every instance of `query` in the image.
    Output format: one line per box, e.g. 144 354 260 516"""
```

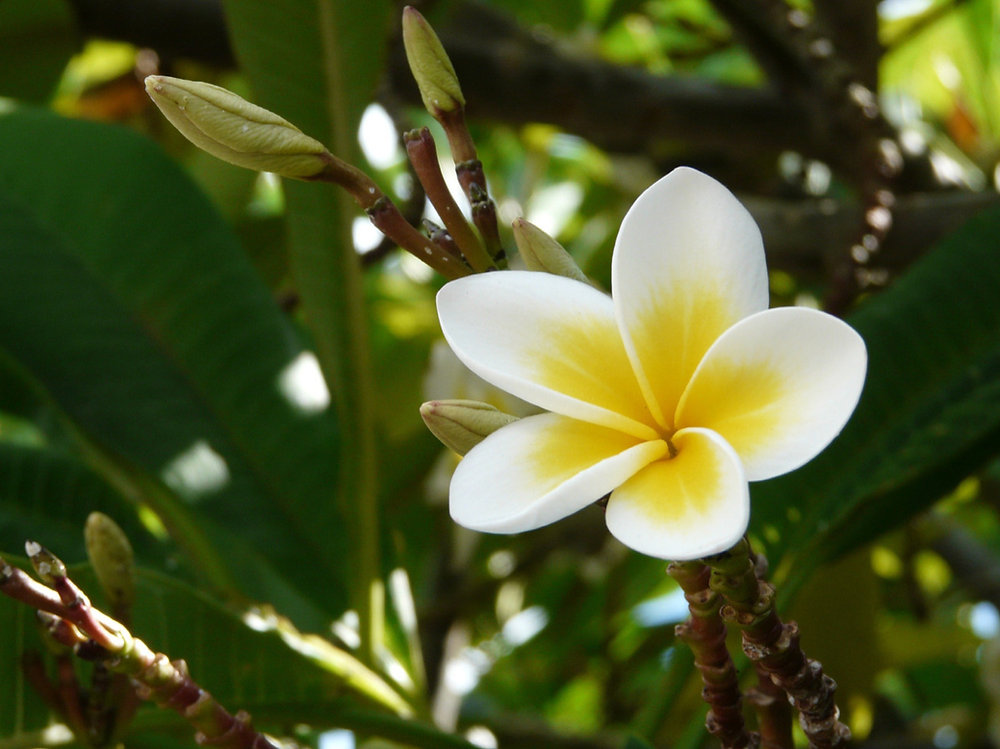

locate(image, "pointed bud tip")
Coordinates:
25 541 66 582
402 6 465 116
420 399 518 455
512 218 590 283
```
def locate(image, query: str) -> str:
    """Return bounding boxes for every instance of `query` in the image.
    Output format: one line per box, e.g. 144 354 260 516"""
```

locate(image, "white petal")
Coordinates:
605 427 748 560
612 167 769 428
437 272 658 440
676 306 867 481
449 413 667 532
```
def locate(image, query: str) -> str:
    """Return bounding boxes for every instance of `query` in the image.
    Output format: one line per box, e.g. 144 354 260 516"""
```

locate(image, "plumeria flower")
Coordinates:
435 168 867 560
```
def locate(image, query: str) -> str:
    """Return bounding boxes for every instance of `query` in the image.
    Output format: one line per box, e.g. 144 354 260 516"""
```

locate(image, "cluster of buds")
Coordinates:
1 516 281 749
144 6 596 462
143 7 533 281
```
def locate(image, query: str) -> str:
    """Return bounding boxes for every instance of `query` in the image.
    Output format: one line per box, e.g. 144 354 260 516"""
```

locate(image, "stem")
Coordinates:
667 561 757 749
437 107 478 164
366 196 471 279
311 156 471 279
747 663 794 749
422 219 464 262
703 539 851 749
404 127 493 272
435 107 506 268
468 182 506 268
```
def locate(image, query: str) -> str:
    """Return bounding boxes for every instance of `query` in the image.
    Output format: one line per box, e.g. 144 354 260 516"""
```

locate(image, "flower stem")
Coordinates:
666 561 757 749
746 663 794 749
404 127 494 272
703 539 851 749
436 107 506 268
310 153 471 278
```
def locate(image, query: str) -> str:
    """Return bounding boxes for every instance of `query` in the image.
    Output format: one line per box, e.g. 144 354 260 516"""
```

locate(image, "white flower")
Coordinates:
435 168 867 560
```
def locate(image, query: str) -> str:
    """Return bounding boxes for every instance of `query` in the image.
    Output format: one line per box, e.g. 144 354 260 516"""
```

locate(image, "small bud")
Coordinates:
144 75 332 178
0 556 13 583
26 540 67 585
512 218 590 283
85 513 136 612
420 399 518 456
402 7 465 116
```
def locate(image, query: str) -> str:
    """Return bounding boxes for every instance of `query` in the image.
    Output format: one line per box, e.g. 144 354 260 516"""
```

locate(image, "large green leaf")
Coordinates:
0 443 165 567
0 563 409 743
220 0 392 655
751 206 1000 588
0 109 347 619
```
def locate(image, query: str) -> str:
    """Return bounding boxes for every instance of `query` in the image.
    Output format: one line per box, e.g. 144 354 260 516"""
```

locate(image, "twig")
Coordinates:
2 551 283 749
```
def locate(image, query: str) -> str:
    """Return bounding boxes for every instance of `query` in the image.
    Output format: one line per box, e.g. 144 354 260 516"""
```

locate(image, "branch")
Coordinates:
704 540 850 749
813 0 880 87
67 0 814 158
747 189 1000 280
668 561 757 748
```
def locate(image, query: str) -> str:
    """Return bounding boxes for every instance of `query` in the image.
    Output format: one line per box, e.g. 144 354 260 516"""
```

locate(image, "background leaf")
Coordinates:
0 0 77 102
752 206 1000 589
0 109 346 623
220 0 393 655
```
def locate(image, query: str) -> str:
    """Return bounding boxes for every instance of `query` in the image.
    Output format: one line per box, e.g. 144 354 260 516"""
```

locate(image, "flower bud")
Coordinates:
402 7 465 115
84 512 135 612
144 75 332 178
512 218 590 283
420 399 517 456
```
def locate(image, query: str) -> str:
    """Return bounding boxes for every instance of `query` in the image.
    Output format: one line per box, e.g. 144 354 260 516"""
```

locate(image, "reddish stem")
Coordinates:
668 561 758 749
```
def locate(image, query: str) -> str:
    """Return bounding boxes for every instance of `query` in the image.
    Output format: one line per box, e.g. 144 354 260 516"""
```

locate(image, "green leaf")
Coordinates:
623 737 655 749
220 0 392 658
0 109 347 619
0 443 165 567
752 206 1000 588
0 0 78 102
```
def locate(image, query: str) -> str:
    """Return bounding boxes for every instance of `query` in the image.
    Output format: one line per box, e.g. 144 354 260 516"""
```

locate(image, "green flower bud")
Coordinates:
420 399 518 456
144 75 332 178
402 7 465 116
512 218 590 283
84 512 135 612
